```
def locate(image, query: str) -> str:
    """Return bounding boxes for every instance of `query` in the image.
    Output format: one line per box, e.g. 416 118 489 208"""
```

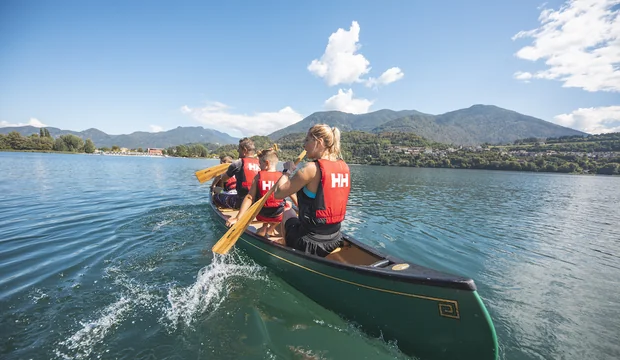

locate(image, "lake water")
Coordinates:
1 152 619 360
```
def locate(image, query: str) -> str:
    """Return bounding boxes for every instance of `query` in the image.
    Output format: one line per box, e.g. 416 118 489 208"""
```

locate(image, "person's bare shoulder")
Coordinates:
296 161 317 178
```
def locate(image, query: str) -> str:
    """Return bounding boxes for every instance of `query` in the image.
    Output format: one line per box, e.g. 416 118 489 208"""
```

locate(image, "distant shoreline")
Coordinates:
3 149 617 176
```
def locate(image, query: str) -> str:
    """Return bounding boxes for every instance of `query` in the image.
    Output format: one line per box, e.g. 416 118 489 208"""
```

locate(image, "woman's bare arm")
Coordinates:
274 162 316 199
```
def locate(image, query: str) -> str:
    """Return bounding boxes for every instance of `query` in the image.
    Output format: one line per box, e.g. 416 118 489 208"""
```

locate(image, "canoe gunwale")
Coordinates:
208 199 476 291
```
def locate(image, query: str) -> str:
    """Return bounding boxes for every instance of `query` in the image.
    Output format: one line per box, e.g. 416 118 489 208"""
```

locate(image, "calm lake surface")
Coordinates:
1 152 619 360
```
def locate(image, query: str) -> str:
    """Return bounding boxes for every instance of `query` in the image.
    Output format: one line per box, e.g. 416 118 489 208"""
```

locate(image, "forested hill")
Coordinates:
267 109 425 140
0 126 239 148
269 105 586 145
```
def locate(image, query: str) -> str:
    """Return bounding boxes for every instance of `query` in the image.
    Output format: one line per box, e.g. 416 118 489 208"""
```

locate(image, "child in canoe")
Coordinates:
226 148 297 238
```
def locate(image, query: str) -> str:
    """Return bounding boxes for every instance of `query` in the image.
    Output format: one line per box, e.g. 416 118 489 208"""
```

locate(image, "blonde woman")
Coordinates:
274 124 350 257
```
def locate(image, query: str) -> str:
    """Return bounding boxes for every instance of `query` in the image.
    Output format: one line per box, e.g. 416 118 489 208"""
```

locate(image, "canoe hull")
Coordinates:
210 205 498 360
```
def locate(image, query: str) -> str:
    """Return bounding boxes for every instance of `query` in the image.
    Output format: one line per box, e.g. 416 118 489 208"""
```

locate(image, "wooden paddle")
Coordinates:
211 150 306 255
195 162 230 183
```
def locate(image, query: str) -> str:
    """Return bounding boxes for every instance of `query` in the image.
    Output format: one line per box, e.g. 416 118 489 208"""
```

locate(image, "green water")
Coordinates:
1 152 619 359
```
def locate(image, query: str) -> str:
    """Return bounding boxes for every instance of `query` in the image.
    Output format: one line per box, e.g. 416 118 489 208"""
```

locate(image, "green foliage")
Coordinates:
84 139 96 153
597 163 620 175
56 134 84 152
53 138 68 151
0 131 97 153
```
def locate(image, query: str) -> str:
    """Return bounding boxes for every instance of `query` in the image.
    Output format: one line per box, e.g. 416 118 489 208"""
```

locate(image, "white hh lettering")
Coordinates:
248 163 261 171
262 180 274 191
331 173 349 188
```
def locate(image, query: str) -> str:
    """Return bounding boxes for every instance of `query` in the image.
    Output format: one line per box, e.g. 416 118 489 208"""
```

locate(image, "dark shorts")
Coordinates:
284 218 343 257
213 192 241 209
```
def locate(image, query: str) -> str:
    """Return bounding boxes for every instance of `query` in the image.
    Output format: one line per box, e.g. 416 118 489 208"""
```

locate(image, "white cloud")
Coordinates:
366 67 405 88
323 89 374 114
512 0 620 92
554 106 620 134
180 102 303 137
0 118 48 128
308 21 404 87
150 125 164 133
513 71 534 82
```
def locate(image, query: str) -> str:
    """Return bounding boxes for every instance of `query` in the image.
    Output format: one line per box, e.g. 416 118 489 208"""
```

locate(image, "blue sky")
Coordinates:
1 0 618 137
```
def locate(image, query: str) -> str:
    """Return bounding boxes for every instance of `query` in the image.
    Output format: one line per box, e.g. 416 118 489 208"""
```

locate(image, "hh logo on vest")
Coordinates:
331 173 349 188
248 163 261 172
261 180 275 191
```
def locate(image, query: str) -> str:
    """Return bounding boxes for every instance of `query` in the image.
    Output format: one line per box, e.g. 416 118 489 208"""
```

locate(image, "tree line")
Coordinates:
0 130 96 153
169 131 618 176
3 128 618 175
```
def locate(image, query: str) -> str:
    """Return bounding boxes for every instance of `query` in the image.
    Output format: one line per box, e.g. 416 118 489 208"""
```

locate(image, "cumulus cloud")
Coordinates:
513 71 534 82
554 106 620 134
0 118 48 128
366 67 405 88
512 0 620 92
323 89 374 114
149 125 164 133
181 102 303 137
308 21 404 87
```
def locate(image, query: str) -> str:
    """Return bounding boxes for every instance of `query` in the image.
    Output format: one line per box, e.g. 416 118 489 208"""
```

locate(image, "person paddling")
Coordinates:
213 138 260 209
226 148 298 237
211 155 237 194
273 124 350 257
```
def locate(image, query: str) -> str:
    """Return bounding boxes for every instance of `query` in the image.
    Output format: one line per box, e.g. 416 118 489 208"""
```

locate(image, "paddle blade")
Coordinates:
195 163 229 183
294 150 306 165
212 187 275 255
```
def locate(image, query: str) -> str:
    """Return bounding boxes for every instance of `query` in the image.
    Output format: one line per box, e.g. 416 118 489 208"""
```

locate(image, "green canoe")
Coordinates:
210 197 498 360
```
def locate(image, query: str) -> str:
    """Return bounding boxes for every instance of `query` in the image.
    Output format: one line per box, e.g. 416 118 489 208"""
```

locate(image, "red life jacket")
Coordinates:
313 159 350 224
236 157 260 196
255 171 285 223
224 175 237 192
257 171 284 208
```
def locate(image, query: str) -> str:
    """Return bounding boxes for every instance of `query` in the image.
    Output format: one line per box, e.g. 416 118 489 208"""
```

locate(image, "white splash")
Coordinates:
153 219 173 232
54 271 160 359
30 288 50 303
163 253 266 330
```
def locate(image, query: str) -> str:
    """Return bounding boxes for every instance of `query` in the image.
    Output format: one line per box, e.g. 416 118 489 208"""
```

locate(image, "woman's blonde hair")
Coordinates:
309 124 342 160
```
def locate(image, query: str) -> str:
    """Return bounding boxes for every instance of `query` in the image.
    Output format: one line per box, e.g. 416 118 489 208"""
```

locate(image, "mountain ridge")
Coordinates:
1 104 588 148
0 125 240 148
269 104 586 145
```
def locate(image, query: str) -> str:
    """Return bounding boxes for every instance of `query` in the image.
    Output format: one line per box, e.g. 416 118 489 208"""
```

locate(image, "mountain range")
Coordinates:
1 105 587 148
268 105 586 145
0 125 238 149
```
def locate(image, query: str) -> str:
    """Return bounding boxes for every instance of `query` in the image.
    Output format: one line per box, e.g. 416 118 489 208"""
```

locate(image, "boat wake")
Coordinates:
162 252 266 331
53 270 160 360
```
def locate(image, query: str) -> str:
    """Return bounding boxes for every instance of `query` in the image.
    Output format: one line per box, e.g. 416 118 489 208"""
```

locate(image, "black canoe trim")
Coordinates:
209 200 476 291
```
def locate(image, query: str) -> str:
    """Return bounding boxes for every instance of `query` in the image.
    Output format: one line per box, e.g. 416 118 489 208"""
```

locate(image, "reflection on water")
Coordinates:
0 153 619 360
